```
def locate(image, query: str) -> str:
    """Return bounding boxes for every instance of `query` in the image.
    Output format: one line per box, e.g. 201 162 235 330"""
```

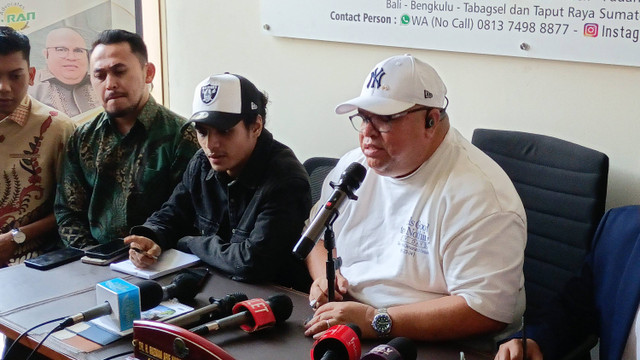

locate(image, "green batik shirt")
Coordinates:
55 96 199 248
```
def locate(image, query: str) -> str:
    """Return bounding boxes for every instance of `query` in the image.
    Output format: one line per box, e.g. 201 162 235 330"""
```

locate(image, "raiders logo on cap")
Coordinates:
200 84 219 104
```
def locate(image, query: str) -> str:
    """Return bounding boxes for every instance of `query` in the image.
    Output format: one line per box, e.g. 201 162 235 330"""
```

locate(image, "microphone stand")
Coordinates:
324 214 340 303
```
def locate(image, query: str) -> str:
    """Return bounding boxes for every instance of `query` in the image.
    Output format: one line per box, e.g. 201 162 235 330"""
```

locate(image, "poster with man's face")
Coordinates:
1 0 137 124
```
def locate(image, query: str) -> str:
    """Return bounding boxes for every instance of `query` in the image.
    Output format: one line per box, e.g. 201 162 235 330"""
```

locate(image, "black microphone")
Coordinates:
293 162 367 259
361 337 417 360
135 272 202 310
160 272 202 303
55 279 164 331
190 294 293 335
165 292 248 328
311 323 362 360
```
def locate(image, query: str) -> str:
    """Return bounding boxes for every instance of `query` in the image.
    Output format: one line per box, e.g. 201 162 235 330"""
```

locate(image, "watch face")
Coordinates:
373 312 392 335
11 230 26 244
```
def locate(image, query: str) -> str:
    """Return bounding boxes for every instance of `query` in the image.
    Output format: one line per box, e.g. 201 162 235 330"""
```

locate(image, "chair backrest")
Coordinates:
303 157 339 205
471 128 609 322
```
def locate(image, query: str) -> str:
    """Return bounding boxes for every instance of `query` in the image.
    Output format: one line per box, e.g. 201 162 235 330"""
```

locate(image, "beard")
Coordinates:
105 105 137 119
105 95 144 119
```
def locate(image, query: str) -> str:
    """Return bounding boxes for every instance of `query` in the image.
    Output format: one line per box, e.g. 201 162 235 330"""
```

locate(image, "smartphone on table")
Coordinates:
24 247 85 270
84 239 129 260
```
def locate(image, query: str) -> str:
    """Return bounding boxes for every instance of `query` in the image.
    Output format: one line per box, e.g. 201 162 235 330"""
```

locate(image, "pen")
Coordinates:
522 315 527 360
130 246 159 260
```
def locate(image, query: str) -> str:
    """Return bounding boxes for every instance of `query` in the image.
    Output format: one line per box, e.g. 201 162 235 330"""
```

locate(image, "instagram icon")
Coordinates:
584 23 599 37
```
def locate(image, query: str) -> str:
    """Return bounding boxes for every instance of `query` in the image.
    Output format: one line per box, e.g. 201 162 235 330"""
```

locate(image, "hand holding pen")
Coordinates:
123 235 161 268
130 246 159 260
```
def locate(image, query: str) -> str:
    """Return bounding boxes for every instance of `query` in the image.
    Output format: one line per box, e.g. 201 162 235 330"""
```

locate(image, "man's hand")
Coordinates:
123 235 161 268
308 271 349 308
304 301 376 339
0 232 17 267
495 338 543 360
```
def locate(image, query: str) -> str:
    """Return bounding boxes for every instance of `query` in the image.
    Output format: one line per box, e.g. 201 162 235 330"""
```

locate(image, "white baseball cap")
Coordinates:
335 54 447 115
188 73 263 131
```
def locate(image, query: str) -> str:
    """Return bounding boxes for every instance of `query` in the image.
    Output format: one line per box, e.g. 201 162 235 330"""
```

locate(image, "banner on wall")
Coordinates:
0 0 137 124
261 0 640 68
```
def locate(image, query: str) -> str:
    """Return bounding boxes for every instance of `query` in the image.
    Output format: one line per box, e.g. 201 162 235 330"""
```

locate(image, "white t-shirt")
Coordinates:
315 128 526 328
622 306 640 359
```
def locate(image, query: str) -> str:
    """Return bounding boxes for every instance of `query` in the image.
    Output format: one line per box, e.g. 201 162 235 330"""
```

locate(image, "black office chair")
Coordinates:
303 157 339 205
472 129 608 359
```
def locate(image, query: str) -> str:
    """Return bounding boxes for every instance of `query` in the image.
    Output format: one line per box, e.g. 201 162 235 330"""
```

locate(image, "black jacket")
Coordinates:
132 129 311 288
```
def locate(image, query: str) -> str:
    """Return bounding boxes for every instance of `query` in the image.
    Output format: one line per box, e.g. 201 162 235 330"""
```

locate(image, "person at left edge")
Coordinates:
0 27 75 267
54 29 199 248
124 73 312 289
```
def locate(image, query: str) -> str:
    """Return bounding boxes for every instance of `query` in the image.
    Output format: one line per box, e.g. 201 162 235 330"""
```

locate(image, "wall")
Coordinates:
163 0 640 210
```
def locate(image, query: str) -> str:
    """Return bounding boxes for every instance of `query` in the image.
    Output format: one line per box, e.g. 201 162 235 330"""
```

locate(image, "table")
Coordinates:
0 260 495 360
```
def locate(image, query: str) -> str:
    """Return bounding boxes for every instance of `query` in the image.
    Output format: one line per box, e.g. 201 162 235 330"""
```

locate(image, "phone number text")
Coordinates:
477 20 570 34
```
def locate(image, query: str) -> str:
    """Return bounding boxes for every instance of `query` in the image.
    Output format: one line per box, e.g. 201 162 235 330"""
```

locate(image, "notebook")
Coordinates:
110 248 200 279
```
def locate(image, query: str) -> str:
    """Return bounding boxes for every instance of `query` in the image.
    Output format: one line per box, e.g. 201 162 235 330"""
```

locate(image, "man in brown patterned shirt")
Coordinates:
0 26 75 266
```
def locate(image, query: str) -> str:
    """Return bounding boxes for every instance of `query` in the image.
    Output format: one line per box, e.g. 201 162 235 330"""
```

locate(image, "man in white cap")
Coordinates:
303 55 526 345
125 73 312 289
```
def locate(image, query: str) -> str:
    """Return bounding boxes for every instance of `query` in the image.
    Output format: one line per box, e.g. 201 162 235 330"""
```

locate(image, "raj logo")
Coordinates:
1 3 35 31
200 84 218 104
367 67 385 89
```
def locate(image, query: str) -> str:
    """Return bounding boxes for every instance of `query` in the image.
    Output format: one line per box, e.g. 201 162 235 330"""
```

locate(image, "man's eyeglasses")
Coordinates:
349 107 429 133
46 46 88 58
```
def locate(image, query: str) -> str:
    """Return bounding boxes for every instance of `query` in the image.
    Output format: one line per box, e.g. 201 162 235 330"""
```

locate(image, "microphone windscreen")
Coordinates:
138 280 163 311
389 337 417 360
266 294 293 323
311 323 361 360
171 272 201 303
340 162 367 189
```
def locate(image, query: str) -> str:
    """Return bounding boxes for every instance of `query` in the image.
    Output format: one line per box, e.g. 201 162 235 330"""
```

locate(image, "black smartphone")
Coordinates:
84 239 129 260
24 247 85 270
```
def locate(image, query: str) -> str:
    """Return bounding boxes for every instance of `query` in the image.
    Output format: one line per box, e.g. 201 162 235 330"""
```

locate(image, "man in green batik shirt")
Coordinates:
55 29 198 248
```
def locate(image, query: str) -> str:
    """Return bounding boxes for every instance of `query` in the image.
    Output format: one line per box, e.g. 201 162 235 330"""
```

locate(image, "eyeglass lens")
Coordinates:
49 47 87 58
350 114 392 133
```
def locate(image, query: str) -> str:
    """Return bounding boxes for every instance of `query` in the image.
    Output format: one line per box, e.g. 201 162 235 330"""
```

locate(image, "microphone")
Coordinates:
361 337 417 360
160 272 202 303
55 278 164 331
293 162 367 259
190 294 293 335
311 323 362 360
136 272 203 310
165 292 248 328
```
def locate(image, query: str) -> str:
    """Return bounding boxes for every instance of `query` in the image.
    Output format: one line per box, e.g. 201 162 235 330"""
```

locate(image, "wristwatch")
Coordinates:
10 228 26 244
371 308 392 337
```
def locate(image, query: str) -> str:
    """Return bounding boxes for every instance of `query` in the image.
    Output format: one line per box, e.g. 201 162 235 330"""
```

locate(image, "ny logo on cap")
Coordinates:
367 67 385 89
201 84 219 104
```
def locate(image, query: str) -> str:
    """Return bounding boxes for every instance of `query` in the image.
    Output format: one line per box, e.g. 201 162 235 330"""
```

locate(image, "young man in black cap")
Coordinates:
125 73 312 289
